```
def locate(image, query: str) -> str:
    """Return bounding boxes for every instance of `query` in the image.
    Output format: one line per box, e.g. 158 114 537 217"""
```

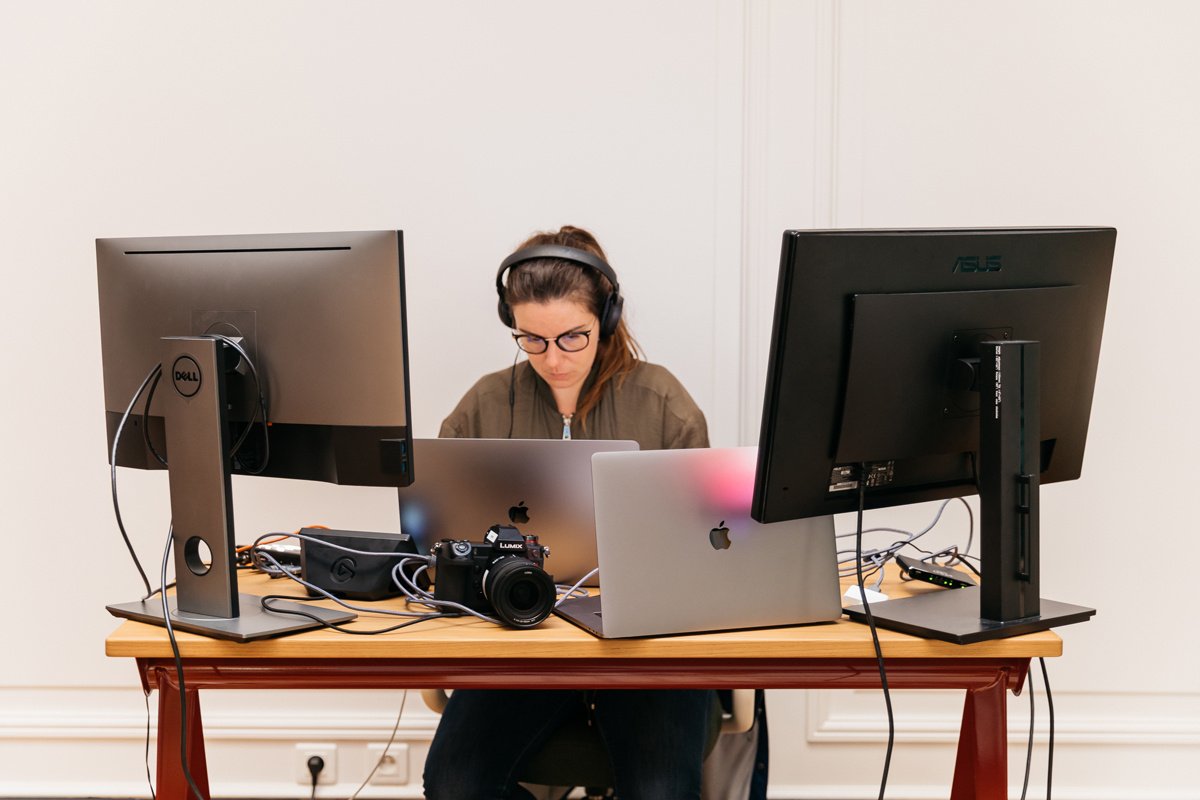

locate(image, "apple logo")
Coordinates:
508 501 531 525
708 520 732 550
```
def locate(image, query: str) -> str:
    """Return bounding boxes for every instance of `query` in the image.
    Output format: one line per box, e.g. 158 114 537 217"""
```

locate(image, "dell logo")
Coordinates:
953 255 1002 273
171 355 202 397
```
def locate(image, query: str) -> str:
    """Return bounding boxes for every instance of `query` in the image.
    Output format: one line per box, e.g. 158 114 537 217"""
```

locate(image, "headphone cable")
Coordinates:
507 347 519 438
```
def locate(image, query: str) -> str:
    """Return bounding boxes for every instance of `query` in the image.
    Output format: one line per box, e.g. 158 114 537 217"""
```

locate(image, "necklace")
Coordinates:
561 413 574 440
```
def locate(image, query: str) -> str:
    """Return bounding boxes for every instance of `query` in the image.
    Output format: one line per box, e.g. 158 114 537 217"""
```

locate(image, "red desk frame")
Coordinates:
109 573 1056 800
133 653 1029 800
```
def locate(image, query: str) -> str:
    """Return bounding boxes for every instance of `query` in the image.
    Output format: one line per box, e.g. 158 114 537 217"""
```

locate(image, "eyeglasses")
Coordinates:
512 328 593 354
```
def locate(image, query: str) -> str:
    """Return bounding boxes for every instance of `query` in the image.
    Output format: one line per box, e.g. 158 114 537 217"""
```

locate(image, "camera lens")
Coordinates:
483 557 555 628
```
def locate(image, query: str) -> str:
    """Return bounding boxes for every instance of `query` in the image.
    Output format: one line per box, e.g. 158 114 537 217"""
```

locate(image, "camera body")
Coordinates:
432 524 555 628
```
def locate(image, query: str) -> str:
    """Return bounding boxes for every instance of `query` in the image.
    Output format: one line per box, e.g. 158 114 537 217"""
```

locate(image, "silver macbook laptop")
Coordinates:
397 438 638 584
555 447 841 638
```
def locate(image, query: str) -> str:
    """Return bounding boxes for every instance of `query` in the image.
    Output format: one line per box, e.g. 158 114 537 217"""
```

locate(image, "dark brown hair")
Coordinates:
503 225 643 428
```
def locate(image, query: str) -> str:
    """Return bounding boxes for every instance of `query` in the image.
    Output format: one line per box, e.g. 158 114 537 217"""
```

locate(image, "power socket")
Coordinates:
367 742 410 785
295 743 337 785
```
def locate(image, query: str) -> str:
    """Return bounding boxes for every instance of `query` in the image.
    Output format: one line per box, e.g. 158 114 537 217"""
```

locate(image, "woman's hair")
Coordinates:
503 225 643 428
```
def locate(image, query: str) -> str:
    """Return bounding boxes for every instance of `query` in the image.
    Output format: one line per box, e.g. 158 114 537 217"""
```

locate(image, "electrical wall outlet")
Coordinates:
295 743 338 785
367 742 410 785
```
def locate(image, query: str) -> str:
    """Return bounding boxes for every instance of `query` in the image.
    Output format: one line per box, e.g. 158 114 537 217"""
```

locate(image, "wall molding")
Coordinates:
0 687 438 742
806 689 1200 746
764 787 1200 800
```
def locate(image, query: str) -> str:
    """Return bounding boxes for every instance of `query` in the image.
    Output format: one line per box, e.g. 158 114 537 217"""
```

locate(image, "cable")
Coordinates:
1041 657 1055 800
307 754 324 800
202 334 271 472
386 556 510 624
555 568 599 607
158 524 209 800
111 363 161 598
143 687 156 800
1020 662 1035 800
137 335 271 472
141 367 168 467
836 497 977 589
258 595 450 635
507 347 520 439
114 341 270 600
347 690 410 800
1019 658 1057 800
251 533 444 617
854 466 893 800
247 535 467 631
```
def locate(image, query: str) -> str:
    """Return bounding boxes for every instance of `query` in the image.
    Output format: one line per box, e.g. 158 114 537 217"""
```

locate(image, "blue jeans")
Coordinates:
423 688 714 799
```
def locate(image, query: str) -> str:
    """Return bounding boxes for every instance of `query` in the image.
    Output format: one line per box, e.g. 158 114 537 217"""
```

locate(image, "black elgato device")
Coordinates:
301 528 424 601
896 554 976 590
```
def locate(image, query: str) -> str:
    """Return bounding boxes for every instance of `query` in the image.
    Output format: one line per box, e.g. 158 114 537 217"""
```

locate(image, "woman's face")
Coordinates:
510 299 600 401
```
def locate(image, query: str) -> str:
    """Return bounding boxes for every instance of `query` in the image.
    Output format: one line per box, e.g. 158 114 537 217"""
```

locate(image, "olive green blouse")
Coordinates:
439 360 709 451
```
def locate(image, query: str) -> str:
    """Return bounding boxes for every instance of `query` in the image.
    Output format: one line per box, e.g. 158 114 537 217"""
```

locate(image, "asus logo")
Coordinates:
953 255 1002 273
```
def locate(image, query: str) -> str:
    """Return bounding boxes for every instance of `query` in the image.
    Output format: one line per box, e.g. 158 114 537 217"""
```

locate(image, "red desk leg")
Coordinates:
950 673 1009 800
155 668 211 800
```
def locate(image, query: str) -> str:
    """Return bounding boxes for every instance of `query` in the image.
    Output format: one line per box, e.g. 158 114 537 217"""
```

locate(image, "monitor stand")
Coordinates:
107 336 355 642
844 339 1095 644
108 594 355 643
843 587 1094 645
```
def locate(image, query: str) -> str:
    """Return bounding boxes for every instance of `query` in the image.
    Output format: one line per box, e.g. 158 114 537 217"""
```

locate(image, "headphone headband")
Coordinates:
495 244 624 337
497 245 619 294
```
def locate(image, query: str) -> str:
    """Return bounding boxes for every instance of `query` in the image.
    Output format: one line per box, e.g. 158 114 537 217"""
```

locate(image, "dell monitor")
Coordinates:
97 230 414 640
752 227 1116 643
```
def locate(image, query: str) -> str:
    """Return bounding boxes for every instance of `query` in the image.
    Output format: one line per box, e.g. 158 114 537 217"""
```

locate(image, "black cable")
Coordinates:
307 754 324 800
112 363 161 598
159 525 209 800
1020 664 1035 800
1041 657 1055 800
854 465 894 800
143 687 156 800
258 596 449 635
203 334 270 472
142 367 168 467
507 347 520 439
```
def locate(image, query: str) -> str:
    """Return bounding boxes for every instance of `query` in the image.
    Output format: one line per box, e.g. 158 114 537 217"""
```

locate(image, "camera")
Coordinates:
432 524 555 628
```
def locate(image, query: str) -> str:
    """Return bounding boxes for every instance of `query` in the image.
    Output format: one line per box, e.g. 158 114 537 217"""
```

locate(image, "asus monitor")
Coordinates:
752 227 1116 642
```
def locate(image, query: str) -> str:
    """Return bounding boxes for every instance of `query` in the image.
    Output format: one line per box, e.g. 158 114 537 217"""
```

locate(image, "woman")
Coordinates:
424 226 714 799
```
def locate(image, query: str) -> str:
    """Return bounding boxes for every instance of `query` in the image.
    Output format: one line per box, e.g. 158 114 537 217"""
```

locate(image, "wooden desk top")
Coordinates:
105 568 1062 661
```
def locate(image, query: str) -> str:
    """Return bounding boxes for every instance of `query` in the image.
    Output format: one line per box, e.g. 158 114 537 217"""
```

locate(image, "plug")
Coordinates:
843 584 889 606
307 755 325 794
295 744 336 786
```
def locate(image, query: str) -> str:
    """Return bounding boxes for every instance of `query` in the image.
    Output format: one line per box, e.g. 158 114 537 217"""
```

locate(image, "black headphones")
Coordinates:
495 244 624 338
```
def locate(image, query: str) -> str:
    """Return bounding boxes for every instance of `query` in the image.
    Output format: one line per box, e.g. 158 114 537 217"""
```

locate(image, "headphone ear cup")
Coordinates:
599 292 623 338
497 298 515 329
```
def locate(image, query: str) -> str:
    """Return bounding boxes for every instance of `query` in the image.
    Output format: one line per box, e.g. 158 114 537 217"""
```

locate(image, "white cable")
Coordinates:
555 568 598 607
835 497 975 575
253 549 436 620
346 690 409 800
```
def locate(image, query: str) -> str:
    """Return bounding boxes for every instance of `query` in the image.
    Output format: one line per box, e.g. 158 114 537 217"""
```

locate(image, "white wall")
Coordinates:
0 1 1197 797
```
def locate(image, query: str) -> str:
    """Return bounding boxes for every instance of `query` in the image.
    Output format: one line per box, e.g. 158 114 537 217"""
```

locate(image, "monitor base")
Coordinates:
107 593 356 642
843 586 1094 645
